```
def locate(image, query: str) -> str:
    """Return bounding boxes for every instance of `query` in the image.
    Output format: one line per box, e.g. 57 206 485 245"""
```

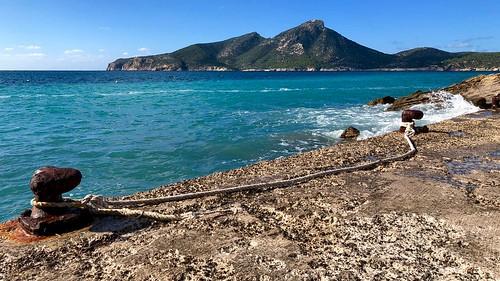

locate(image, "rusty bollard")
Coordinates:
18 167 92 236
399 109 429 134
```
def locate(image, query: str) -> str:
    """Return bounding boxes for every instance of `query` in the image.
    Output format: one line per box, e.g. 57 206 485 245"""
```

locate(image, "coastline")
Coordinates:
1 110 499 280
106 67 500 72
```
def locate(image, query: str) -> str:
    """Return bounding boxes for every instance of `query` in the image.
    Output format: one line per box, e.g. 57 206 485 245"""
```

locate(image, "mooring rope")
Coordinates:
31 130 416 222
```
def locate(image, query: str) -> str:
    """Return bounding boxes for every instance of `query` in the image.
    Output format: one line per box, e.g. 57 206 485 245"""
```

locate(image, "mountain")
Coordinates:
391 48 460 68
107 20 500 71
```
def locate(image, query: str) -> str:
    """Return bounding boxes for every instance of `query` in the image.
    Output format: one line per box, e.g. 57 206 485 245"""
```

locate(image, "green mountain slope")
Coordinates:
443 52 500 70
107 20 500 71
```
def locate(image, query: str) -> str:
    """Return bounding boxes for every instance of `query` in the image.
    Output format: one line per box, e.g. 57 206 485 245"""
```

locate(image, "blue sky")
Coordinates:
0 0 498 70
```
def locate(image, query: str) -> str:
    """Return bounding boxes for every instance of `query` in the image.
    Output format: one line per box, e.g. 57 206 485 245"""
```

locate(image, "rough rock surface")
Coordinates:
1 111 499 280
387 73 500 110
444 73 500 105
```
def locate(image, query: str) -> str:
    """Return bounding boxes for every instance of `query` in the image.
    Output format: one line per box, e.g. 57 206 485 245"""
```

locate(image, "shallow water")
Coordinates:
0 71 486 221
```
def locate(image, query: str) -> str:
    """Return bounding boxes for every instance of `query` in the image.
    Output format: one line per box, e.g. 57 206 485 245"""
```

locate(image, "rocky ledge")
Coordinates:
368 73 500 110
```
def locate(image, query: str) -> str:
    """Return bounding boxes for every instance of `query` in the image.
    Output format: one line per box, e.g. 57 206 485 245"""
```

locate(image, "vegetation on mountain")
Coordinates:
107 20 500 71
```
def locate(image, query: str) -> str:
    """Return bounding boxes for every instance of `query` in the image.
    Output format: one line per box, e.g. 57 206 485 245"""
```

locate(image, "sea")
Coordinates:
0 71 488 222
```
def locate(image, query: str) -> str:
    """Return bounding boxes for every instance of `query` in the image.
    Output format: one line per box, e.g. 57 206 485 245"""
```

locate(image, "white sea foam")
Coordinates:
411 91 480 124
260 88 302 93
288 91 479 143
52 94 76 97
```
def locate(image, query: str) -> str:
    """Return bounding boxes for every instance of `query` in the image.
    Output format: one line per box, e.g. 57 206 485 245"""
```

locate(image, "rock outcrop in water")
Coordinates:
367 96 396 106
384 73 500 110
107 20 500 71
340 126 360 139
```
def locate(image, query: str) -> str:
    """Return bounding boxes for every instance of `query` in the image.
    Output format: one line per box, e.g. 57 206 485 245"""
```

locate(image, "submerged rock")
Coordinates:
340 126 360 139
367 96 395 106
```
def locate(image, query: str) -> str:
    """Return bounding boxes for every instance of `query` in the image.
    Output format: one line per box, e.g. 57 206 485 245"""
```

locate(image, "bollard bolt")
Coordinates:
30 166 82 202
401 109 424 122
399 109 427 134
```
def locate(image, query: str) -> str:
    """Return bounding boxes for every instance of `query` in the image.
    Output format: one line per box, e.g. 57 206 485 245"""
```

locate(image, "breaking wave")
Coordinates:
289 91 479 142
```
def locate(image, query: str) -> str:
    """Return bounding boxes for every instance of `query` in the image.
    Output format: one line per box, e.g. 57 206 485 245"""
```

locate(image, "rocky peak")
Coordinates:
245 32 262 38
298 19 325 30
278 20 326 37
274 20 327 54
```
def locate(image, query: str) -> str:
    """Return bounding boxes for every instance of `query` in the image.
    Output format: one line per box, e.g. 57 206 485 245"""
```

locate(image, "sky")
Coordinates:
0 0 498 70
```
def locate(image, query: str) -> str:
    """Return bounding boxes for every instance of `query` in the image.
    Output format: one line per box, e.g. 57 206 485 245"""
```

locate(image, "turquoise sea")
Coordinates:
0 71 488 221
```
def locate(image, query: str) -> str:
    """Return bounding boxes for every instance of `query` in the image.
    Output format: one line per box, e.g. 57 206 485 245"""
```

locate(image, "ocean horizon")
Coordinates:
0 71 488 221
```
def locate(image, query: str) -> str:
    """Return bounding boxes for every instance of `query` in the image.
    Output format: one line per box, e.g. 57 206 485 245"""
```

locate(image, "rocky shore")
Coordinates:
1 108 499 280
2 71 500 280
368 73 500 110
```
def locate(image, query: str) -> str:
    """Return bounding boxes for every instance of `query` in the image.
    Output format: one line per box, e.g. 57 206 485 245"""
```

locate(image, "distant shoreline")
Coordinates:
106 68 500 72
1 69 499 72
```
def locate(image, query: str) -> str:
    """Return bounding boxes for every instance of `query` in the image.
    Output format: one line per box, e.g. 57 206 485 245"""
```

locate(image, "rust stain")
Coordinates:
0 220 48 243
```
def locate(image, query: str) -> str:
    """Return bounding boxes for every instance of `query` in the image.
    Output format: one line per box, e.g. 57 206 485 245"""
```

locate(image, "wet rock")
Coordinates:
367 96 395 106
415 125 429 134
472 98 491 109
30 166 82 202
387 90 431 111
340 127 360 139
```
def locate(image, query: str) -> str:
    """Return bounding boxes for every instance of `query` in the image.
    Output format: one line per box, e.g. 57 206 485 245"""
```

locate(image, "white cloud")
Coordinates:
448 42 472 49
27 53 46 57
4 47 14 52
138 47 149 52
447 36 494 51
16 52 46 57
122 52 129 56
21 44 41 50
98 48 105 52
64 49 84 55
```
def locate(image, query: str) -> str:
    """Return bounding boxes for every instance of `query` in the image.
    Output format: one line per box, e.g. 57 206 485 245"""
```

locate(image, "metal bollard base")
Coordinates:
18 207 92 236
